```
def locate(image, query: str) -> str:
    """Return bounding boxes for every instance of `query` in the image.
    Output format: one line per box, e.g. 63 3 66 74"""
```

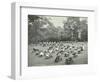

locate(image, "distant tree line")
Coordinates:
28 15 88 44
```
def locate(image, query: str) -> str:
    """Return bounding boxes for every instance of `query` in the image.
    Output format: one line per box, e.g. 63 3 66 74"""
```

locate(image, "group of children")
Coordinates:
32 41 84 65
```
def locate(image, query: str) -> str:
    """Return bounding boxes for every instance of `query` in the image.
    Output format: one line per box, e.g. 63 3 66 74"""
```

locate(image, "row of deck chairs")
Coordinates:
32 42 84 65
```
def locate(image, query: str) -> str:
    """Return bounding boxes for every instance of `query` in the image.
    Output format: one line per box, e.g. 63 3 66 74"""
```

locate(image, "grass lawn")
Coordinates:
28 42 88 66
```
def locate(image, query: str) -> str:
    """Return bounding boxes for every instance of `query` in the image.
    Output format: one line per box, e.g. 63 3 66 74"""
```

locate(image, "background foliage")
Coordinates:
28 15 88 44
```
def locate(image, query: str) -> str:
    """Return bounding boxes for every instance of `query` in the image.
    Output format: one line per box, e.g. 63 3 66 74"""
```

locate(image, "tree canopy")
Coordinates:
28 15 88 44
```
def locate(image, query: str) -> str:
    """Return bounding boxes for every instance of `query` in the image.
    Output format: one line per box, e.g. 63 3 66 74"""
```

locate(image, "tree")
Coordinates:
80 19 88 41
64 17 80 41
63 17 88 41
28 15 57 43
28 15 47 44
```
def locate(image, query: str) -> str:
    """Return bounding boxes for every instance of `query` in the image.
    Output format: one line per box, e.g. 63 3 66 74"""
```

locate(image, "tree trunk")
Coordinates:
78 30 81 40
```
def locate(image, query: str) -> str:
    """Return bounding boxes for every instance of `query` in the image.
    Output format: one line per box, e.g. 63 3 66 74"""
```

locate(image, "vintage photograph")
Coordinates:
28 15 88 66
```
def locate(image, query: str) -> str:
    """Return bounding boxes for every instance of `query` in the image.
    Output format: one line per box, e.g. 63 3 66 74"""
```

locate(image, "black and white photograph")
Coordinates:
28 15 88 66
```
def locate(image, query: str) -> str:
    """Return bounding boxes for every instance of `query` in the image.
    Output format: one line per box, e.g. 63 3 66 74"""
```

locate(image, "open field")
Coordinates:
28 42 88 66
